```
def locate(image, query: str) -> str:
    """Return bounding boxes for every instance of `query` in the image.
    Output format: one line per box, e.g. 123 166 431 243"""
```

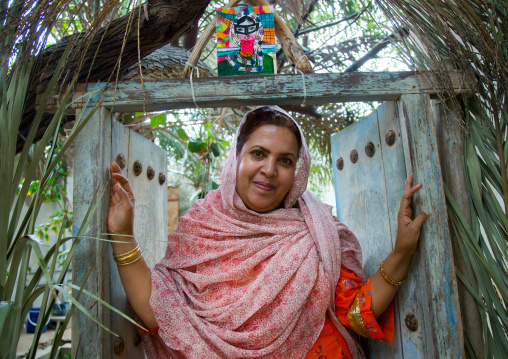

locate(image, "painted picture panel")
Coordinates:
216 5 276 76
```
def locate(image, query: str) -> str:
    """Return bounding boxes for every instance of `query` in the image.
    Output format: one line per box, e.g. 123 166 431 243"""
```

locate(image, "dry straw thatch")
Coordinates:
377 1 508 357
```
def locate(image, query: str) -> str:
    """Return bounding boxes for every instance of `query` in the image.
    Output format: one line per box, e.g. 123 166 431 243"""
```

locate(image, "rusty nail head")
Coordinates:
385 130 396 146
350 150 358 164
405 312 418 332
336 157 344 171
158 172 166 185
114 337 125 354
133 160 142 176
147 166 155 180
133 332 142 346
365 142 375 158
115 154 126 169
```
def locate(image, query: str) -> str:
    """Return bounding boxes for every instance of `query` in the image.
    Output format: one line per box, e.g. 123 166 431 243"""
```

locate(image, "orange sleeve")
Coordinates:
335 266 395 342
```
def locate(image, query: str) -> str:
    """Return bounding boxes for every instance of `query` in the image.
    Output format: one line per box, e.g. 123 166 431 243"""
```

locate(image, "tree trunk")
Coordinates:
18 0 210 153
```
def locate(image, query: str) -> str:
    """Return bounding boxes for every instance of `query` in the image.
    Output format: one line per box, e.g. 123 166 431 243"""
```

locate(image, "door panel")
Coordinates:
331 97 463 357
331 101 404 358
73 111 167 359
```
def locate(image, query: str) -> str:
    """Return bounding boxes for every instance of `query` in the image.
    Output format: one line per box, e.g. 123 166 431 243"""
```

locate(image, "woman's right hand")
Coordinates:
108 161 135 237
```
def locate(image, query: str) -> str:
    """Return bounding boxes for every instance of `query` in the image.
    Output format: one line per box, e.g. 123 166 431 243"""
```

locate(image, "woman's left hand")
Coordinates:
394 174 430 256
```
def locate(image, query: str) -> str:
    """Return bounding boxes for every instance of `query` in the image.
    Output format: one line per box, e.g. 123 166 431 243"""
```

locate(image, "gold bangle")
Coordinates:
347 291 370 338
114 245 141 264
380 260 405 286
114 244 140 262
117 253 143 266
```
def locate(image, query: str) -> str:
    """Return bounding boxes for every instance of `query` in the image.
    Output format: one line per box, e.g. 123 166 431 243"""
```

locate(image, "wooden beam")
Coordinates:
67 71 467 112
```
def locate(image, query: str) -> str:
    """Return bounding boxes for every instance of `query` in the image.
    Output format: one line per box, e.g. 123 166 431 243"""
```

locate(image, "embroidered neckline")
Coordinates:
226 51 265 73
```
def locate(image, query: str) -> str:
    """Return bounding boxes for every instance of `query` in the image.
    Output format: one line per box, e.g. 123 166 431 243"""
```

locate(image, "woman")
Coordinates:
108 106 429 358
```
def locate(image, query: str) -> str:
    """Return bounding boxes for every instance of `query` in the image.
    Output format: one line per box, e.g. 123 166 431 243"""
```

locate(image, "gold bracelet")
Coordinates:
114 244 140 264
380 260 405 286
117 253 143 266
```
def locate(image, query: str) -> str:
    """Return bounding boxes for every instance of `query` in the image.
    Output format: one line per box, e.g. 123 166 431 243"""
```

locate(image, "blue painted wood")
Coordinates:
398 94 464 358
73 109 168 359
331 97 464 357
72 106 112 359
67 72 466 112
108 120 168 359
331 102 402 358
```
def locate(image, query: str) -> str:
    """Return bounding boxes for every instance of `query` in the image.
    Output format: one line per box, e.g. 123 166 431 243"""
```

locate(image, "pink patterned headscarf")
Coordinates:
144 106 365 358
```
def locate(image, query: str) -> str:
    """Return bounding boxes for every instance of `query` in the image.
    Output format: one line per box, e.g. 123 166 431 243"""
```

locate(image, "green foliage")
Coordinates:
35 210 73 243
150 113 166 128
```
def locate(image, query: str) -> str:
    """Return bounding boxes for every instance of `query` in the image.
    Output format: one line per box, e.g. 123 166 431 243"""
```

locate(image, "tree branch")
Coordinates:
297 12 361 36
18 0 211 152
345 28 408 72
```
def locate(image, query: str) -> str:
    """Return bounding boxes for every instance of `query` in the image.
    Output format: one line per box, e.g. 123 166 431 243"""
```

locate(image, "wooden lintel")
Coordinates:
49 72 467 113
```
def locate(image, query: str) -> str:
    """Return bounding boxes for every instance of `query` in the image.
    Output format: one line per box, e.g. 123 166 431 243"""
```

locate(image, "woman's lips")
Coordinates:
253 181 276 191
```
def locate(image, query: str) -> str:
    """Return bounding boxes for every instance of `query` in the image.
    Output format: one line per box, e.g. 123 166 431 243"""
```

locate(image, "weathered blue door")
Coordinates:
331 95 464 358
73 108 167 359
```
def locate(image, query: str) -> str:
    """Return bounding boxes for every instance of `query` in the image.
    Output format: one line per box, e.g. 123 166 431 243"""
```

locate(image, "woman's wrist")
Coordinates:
383 249 413 282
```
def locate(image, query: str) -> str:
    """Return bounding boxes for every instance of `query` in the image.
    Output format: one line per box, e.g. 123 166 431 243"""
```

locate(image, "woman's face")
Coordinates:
236 124 299 213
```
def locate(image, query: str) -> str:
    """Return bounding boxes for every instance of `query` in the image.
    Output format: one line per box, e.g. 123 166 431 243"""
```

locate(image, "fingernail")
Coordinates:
425 211 430 216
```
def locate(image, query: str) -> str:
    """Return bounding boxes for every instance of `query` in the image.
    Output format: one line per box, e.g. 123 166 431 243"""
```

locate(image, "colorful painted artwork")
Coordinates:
216 5 276 76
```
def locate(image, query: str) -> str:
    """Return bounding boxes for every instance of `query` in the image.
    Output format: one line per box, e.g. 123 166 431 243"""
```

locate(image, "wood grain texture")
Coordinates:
331 102 402 358
398 94 464 358
72 106 112 359
73 108 168 359
332 97 464 357
109 120 168 359
432 100 483 358
68 72 466 112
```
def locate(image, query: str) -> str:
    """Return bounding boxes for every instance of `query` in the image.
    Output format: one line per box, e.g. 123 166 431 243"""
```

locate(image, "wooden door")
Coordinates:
73 107 167 359
331 94 464 358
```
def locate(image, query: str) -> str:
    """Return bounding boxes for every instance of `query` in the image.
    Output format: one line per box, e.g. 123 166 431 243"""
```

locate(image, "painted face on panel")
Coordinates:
236 125 299 213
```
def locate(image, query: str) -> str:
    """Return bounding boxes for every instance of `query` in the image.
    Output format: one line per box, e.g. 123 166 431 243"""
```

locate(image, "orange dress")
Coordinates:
305 266 395 358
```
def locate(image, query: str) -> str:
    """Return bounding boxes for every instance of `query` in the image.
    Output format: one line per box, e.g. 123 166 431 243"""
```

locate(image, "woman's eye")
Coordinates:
281 158 293 166
251 150 264 158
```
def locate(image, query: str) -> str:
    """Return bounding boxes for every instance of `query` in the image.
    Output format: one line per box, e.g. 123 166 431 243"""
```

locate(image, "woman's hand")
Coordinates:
370 174 430 317
394 174 430 256
108 161 135 237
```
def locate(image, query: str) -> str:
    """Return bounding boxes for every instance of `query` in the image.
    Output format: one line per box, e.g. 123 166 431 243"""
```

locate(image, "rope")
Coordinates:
295 54 308 107
187 62 201 110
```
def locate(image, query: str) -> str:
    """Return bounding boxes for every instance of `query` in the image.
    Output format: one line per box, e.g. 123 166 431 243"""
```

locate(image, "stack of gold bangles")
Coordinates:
114 244 142 266
380 260 405 286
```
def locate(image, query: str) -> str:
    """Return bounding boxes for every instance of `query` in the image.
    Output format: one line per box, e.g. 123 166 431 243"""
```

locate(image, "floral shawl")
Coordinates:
142 106 366 359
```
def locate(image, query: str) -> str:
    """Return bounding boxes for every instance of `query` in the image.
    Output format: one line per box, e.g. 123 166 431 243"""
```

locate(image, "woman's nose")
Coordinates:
260 159 276 177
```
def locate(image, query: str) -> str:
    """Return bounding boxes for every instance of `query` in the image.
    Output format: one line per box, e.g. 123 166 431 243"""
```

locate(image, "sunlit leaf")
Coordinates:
150 114 166 128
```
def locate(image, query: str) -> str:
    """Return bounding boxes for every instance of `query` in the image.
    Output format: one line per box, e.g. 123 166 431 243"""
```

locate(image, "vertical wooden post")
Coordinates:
432 100 484 358
398 93 465 358
72 106 112 359
73 108 168 359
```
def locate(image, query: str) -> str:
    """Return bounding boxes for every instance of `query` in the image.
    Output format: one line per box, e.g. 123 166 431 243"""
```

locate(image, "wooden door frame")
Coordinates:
68 71 476 358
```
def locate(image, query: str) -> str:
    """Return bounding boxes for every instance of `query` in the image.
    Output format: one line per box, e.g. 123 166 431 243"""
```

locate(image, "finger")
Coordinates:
111 172 133 194
400 183 422 210
110 176 118 189
110 161 123 175
405 174 412 190
113 182 130 202
411 211 430 230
